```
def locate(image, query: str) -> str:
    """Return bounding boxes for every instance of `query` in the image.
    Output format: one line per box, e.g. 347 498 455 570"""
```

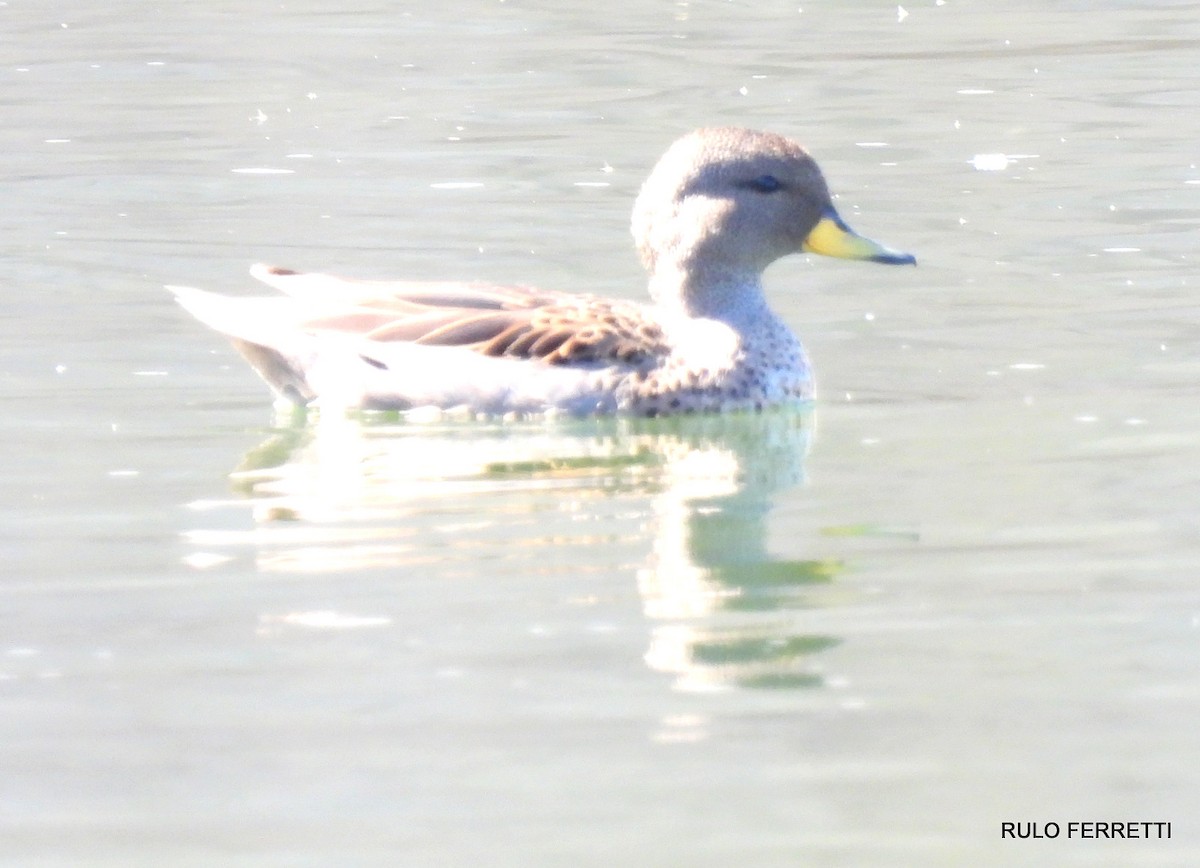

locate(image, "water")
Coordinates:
3 0 1199 864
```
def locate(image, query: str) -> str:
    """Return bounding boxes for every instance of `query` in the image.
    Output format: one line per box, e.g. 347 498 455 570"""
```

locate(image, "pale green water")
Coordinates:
2 1 1199 865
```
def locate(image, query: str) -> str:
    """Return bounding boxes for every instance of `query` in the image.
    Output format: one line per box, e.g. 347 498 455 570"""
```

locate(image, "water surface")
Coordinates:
3 1 1199 865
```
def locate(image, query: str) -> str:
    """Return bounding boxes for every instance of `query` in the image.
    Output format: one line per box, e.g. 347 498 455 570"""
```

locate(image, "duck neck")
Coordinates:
648 262 771 328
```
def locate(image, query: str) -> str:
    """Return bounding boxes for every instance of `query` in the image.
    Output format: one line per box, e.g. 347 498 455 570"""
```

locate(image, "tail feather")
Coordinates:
169 284 608 412
169 285 317 403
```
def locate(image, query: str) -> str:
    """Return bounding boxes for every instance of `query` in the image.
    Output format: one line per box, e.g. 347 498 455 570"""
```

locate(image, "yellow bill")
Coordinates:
802 206 916 266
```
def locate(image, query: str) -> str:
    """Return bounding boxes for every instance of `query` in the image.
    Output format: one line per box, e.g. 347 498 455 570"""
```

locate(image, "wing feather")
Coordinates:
251 264 669 368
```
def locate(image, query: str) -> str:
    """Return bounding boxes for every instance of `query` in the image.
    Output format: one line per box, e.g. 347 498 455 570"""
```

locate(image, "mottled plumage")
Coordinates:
170 127 914 415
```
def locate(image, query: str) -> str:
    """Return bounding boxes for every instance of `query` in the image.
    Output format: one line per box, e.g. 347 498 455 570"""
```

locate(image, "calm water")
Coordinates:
3 0 1200 864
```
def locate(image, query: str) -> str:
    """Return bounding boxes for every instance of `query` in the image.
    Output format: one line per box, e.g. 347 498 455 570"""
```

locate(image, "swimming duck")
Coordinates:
170 126 914 415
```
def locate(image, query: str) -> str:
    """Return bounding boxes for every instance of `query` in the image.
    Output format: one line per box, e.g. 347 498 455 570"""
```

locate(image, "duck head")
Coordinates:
632 127 915 288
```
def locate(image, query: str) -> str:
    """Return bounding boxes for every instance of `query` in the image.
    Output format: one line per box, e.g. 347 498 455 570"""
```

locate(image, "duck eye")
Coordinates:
745 174 784 194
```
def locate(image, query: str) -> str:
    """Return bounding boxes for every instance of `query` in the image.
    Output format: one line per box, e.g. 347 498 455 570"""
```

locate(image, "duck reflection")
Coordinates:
185 408 842 690
630 412 844 690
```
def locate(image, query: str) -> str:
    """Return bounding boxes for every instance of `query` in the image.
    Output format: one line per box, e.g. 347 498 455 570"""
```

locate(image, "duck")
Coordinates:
170 126 914 416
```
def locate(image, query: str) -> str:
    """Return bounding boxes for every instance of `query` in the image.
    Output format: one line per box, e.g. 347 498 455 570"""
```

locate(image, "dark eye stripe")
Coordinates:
741 174 784 193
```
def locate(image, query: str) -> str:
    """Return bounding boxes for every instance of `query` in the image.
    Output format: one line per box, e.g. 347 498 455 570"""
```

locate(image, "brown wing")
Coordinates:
478 301 669 365
374 299 667 367
254 264 669 367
